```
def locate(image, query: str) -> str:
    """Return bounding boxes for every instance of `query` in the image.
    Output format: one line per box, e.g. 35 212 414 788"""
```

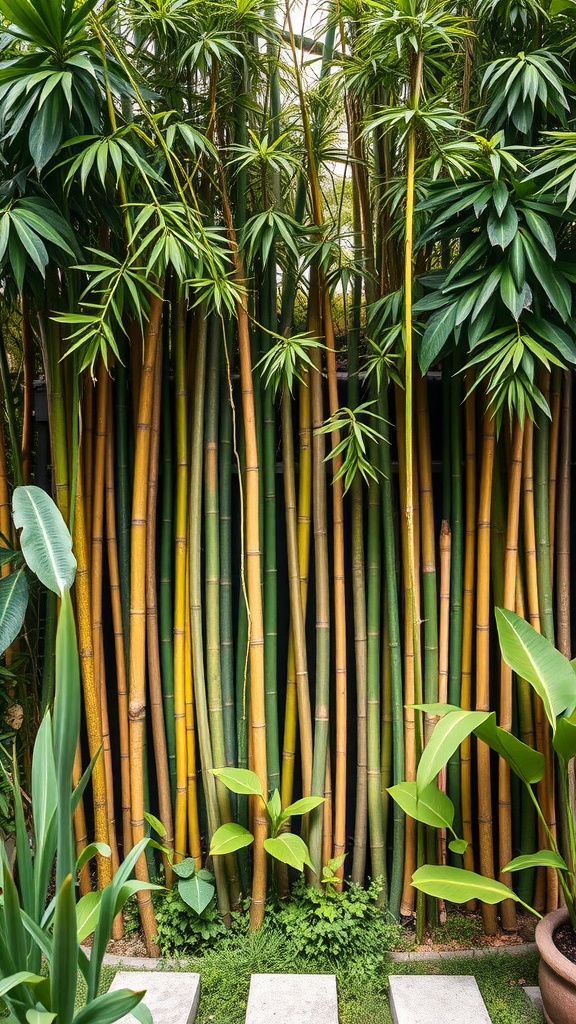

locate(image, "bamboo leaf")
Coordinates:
12 486 76 596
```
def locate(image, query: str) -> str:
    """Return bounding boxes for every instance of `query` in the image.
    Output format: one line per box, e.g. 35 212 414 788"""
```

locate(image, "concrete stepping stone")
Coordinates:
245 973 338 1024
389 974 492 1024
107 970 200 1024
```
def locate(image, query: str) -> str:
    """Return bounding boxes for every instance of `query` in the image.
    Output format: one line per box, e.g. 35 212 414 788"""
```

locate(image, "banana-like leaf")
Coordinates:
26 1009 56 1024
77 843 111 875
417 710 491 791
474 714 545 784
12 485 76 596
211 767 263 797
412 865 523 907
263 833 313 871
503 850 568 874
279 795 324 826
388 781 455 830
209 823 254 857
496 608 576 727
553 717 576 763
0 569 28 656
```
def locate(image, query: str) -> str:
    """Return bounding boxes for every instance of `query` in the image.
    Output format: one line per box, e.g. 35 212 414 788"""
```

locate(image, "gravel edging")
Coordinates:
82 940 539 970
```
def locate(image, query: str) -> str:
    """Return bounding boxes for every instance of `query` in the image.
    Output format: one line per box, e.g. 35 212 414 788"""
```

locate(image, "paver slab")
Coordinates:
389 974 492 1024
245 973 338 1024
107 970 200 1024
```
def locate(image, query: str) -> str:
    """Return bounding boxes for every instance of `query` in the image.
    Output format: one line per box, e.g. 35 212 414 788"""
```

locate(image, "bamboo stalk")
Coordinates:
159 326 176 802
557 370 572 659
461 372 476 886
145 334 174 882
105 393 132 856
476 407 498 935
128 290 163 953
498 416 524 931
323 288 347 874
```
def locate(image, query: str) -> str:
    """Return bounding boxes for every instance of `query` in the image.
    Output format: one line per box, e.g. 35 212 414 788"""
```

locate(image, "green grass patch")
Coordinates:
99 938 543 1024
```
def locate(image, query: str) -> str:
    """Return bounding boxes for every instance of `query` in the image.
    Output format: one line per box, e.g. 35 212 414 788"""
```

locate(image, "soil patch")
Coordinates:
553 920 576 966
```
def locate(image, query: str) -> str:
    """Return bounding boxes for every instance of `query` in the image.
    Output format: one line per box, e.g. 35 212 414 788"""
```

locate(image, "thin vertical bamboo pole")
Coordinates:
548 368 561 583
461 373 476 884
323 289 347 873
145 336 174 881
128 290 163 953
173 295 189 860
476 407 498 935
557 371 572 659
105 396 132 855
498 417 523 931
159 330 176 801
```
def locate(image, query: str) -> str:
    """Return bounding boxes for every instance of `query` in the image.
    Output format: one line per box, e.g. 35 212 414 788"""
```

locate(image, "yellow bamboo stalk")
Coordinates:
323 288 347 869
476 408 498 935
461 372 476 888
173 295 190 861
105 397 132 855
128 294 163 955
548 369 561 582
498 417 524 932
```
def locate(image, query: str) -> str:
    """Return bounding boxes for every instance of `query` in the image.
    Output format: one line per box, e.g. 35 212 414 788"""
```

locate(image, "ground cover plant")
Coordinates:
0 0 576 949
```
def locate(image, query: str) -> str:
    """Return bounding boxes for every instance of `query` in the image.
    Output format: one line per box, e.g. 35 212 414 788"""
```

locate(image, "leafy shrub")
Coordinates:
264 877 409 965
155 886 228 957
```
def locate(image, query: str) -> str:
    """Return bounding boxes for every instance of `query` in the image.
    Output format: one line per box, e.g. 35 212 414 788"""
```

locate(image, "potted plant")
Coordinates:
389 606 576 1024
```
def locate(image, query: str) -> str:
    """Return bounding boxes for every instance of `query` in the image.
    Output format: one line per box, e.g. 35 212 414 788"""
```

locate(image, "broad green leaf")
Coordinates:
77 842 111 874
114 881 161 917
487 204 518 250
553 717 576 763
76 891 101 944
50 875 77 1024
178 874 215 915
31 712 56 854
264 833 313 871
143 811 166 837
412 865 522 907
474 713 544 784
72 989 146 1024
0 972 44 999
419 304 457 373
267 789 281 824
29 91 63 172
13 486 76 596
0 568 28 655
388 781 455 830
449 839 468 855
53 591 81 887
171 858 196 879
209 823 254 857
279 795 324 825
27 1010 56 1024
503 850 568 874
211 767 263 797
417 710 491 790
496 608 576 728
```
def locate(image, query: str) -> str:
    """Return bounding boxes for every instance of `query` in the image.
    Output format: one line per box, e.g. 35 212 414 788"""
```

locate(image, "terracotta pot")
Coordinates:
535 908 576 1024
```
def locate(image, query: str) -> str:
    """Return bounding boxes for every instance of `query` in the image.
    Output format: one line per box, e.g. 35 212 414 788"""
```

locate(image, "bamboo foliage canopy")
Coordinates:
0 0 575 948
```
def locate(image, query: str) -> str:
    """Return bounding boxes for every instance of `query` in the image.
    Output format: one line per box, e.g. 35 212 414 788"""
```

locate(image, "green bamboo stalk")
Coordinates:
188 311 230 922
380 379 404 918
115 342 131 660
220 326 237 771
534 382 554 642
447 366 463 849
